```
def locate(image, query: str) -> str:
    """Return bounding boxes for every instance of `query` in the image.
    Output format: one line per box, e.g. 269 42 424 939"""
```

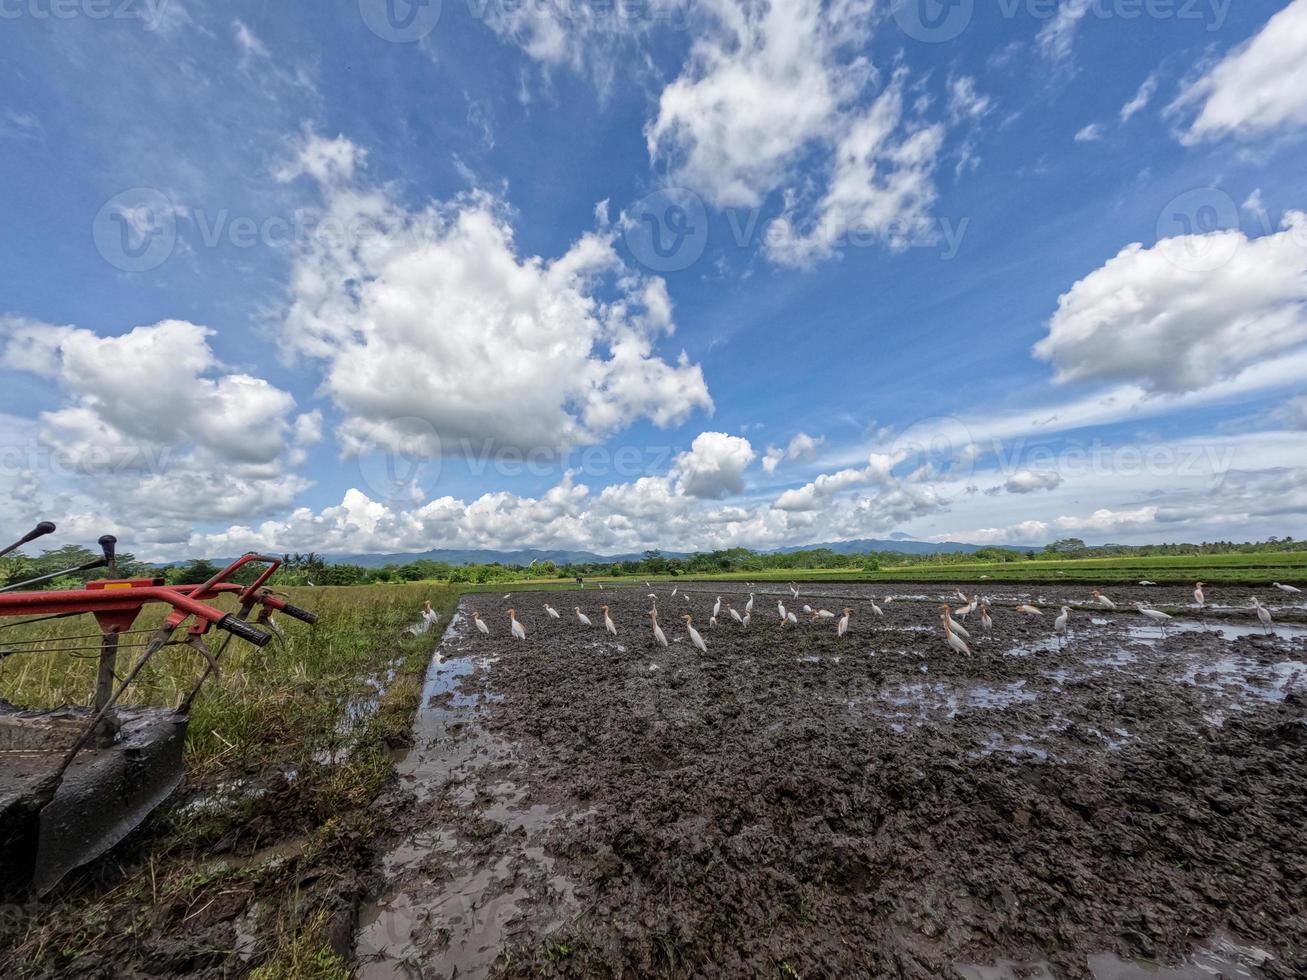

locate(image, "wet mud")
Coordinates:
358 583 1307 979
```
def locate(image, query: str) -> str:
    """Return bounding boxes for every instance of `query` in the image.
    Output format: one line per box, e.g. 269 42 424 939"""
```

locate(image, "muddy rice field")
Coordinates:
356 582 1307 980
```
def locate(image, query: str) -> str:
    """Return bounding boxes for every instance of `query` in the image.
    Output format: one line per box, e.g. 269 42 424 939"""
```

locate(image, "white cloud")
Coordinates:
278 132 712 459
233 19 269 62
670 431 756 498
1033 211 1307 394
1038 0 1091 63
947 76 992 123
1171 0 1307 143
0 318 315 526
647 0 947 267
1120 73 1158 122
786 431 825 462
1281 394 1307 430
764 73 945 267
1074 122 1104 143
1004 470 1063 494
647 0 873 210
762 445 786 473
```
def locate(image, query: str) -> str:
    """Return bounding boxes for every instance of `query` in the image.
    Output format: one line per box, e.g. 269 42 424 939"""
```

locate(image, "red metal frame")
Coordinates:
0 552 289 639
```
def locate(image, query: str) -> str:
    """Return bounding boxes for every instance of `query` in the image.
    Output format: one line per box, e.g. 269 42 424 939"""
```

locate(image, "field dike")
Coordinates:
354 583 1306 979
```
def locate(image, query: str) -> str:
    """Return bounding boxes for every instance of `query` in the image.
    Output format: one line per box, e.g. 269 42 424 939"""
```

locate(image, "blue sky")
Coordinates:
2 0 1306 559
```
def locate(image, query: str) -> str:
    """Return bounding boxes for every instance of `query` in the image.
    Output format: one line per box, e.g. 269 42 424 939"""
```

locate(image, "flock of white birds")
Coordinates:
437 580 1302 656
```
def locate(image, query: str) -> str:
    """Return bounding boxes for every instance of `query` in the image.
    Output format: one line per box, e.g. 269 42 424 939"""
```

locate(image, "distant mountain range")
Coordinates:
202 537 1037 569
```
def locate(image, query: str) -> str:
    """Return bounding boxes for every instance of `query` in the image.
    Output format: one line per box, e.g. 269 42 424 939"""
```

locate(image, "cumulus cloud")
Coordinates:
670 431 756 498
762 445 785 474
0 317 316 525
1033 211 1307 394
785 431 824 462
277 131 712 460
1171 0 1307 143
1004 470 1063 494
646 0 947 267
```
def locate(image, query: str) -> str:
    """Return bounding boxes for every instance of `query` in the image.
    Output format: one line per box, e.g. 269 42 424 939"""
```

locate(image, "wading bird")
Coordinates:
1273 582 1301 594
742 610 751 628
508 609 525 640
745 593 754 615
712 596 722 619
649 608 668 648
941 605 971 640
980 602 993 637
602 605 617 636
574 607 592 627
1016 604 1043 617
1134 602 1172 636
802 604 813 615
472 611 489 635
1138 580 1157 586
869 600 883 617
812 608 836 620
942 614 971 656
1054 606 1070 645
544 603 560 619
777 599 787 622
789 582 800 599
1252 598 1274 634
683 614 707 653
837 607 851 637
710 614 718 627
1092 590 1115 610
728 603 743 624
1193 582 1206 607
954 588 968 603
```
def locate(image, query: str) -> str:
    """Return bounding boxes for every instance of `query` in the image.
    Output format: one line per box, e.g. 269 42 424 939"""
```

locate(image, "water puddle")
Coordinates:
356 610 580 980
956 931 1272 979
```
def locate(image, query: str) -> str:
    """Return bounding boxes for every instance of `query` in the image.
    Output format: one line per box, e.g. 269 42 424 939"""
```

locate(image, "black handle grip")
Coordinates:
98 534 117 569
217 614 272 647
23 521 57 544
278 602 318 625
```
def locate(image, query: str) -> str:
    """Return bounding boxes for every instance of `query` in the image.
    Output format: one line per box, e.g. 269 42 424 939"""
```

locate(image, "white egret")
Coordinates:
812 608 835 619
472 611 489 635
649 608 668 648
789 582 800 599
1272 582 1301 594
1252 598 1274 635
1193 582 1206 607
941 605 971 639
1138 580 1157 586
777 600 787 622
1134 602 1172 636
544 604 561 619
1054 606 1069 645
682 614 708 653
943 617 971 656
602 605 617 636
837 608 851 637
712 596 722 619
745 593 754 615
728 604 743 625
508 609 525 640
802 604 813 615
574 607 592 627
1092 591 1115 610
980 603 993 637
869 601 883 617
1016 605 1043 617
742 611 751 628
